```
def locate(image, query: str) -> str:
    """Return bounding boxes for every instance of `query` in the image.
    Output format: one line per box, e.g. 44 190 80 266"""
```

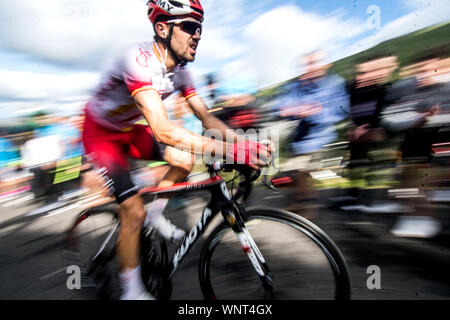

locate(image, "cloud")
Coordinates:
209 1 450 88
193 0 252 65
203 0 246 26
195 26 245 62
240 5 366 87
0 0 250 116
0 68 98 118
0 0 152 69
0 0 150 117
0 69 98 101
0 0 248 70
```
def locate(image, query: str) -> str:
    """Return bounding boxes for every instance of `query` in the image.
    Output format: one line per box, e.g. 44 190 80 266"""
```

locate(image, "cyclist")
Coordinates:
82 0 271 300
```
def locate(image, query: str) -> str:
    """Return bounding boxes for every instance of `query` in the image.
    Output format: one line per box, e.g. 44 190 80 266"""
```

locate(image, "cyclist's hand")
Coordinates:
228 141 272 169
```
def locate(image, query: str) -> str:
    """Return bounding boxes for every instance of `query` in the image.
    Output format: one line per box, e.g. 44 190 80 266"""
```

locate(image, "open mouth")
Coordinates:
189 43 198 54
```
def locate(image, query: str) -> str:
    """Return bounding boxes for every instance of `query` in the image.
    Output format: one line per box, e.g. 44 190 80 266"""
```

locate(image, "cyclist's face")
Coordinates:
171 19 202 62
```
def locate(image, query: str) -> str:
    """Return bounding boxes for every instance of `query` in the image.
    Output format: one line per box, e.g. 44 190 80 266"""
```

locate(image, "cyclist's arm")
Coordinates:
185 94 245 143
134 89 227 156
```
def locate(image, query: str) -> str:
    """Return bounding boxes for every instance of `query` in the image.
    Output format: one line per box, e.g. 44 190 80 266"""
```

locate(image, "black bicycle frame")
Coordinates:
160 170 273 291
167 176 240 278
78 165 273 295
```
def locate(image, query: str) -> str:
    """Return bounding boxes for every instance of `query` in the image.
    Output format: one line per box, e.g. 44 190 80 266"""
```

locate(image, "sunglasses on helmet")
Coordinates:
167 18 202 36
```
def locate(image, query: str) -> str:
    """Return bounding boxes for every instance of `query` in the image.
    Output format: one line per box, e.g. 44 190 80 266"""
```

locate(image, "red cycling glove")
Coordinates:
227 140 262 167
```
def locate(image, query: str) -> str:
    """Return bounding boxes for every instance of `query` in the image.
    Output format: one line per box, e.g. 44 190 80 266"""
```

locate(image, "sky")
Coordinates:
0 0 449 120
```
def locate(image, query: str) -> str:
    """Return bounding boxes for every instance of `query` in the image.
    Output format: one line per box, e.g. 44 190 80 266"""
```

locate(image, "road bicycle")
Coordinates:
63 161 351 300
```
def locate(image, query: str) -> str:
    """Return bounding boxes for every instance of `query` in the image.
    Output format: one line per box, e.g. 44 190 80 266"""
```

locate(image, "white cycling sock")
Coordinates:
144 196 169 227
119 265 146 300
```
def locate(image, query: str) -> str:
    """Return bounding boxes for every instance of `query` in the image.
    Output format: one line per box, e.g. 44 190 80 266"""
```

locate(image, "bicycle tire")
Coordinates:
63 207 121 300
199 207 351 300
64 206 172 300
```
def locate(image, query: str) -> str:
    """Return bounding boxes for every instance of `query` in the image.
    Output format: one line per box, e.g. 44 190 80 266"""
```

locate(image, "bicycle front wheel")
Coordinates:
199 207 351 300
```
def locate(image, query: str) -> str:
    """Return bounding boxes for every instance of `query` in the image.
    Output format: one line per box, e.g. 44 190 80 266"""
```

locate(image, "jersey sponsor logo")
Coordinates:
156 0 174 13
136 48 152 68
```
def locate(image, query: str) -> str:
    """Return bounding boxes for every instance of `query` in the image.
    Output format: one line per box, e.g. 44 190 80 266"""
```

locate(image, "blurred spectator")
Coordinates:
277 50 349 213
344 47 450 237
205 73 219 107
0 129 21 195
344 53 398 206
385 51 448 237
433 57 450 84
0 130 20 172
50 115 87 197
34 115 84 160
21 115 65 203
63 115 85 160
207 73 260 131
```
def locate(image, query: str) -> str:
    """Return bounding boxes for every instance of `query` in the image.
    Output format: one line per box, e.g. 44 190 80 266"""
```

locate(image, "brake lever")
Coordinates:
259 139 279 191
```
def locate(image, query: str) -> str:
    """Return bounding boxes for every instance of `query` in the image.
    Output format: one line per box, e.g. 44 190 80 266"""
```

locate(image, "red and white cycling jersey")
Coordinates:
86 41 198 131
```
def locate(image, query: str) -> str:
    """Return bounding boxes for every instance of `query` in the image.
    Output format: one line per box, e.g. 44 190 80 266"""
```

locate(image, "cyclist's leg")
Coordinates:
128 124 194 241
160 145 195 186
127 124 195 178
83 116 149 299
146 147 194 240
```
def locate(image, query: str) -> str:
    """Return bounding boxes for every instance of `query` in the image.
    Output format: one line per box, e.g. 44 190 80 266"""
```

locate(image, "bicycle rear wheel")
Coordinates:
63 206 121 300
199 207 351 300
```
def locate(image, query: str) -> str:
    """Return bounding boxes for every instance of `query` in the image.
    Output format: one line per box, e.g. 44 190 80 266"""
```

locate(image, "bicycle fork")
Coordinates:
222 205 273 291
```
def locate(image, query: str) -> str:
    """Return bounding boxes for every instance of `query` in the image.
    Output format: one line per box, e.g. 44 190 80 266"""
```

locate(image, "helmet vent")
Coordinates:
169 1 184 8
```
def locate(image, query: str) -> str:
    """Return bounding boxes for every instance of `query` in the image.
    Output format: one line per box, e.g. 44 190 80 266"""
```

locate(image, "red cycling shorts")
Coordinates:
82 109 165 203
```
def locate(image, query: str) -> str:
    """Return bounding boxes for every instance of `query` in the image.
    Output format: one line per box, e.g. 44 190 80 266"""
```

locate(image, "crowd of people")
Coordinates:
275 46 450 238
1 46 449 239
0 114 85 202
0 103 191 206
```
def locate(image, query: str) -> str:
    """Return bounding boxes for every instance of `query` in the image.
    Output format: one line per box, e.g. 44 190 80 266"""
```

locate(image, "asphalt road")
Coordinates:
0 186 449 300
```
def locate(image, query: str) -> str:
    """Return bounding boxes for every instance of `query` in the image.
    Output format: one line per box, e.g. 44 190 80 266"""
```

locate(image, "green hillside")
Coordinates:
331 21 450 80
